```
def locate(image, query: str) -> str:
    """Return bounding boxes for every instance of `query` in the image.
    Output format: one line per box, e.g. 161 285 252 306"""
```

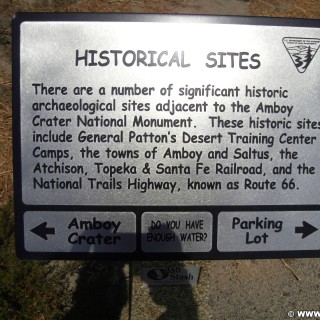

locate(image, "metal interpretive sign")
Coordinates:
13 13 320 259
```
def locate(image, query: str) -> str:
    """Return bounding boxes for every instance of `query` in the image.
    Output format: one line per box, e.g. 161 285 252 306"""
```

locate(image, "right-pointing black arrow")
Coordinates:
295 221 318 239
31 222 55 240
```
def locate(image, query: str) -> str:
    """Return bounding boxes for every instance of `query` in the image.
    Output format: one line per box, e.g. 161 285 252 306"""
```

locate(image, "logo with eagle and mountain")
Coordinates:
283 37 320 73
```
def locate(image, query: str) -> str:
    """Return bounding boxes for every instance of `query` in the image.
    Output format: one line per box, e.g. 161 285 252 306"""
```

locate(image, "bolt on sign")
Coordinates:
13 13 320 260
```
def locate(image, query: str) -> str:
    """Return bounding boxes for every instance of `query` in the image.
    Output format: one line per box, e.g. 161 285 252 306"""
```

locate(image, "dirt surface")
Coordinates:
1 0 320 319
131 259 320 320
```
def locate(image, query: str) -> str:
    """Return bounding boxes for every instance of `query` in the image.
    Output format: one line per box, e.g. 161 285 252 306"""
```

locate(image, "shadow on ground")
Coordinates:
63 261 128 320
63 260 198 320
148 263 198 320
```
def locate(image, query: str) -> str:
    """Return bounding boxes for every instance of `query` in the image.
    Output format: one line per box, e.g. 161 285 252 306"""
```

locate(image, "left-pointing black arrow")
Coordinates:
295 221 318 239
30 222 55 240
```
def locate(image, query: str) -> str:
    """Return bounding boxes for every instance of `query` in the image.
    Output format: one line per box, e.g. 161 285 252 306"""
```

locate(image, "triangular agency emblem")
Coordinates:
283 37 320 73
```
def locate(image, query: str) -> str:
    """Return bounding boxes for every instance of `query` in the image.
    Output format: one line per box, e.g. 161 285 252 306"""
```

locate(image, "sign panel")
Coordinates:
141 212 212 252
218 211 319 252
13 13 320 259
24 211 136 252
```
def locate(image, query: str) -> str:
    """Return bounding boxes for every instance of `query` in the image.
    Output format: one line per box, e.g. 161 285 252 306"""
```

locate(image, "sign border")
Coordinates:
12 12 320 260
